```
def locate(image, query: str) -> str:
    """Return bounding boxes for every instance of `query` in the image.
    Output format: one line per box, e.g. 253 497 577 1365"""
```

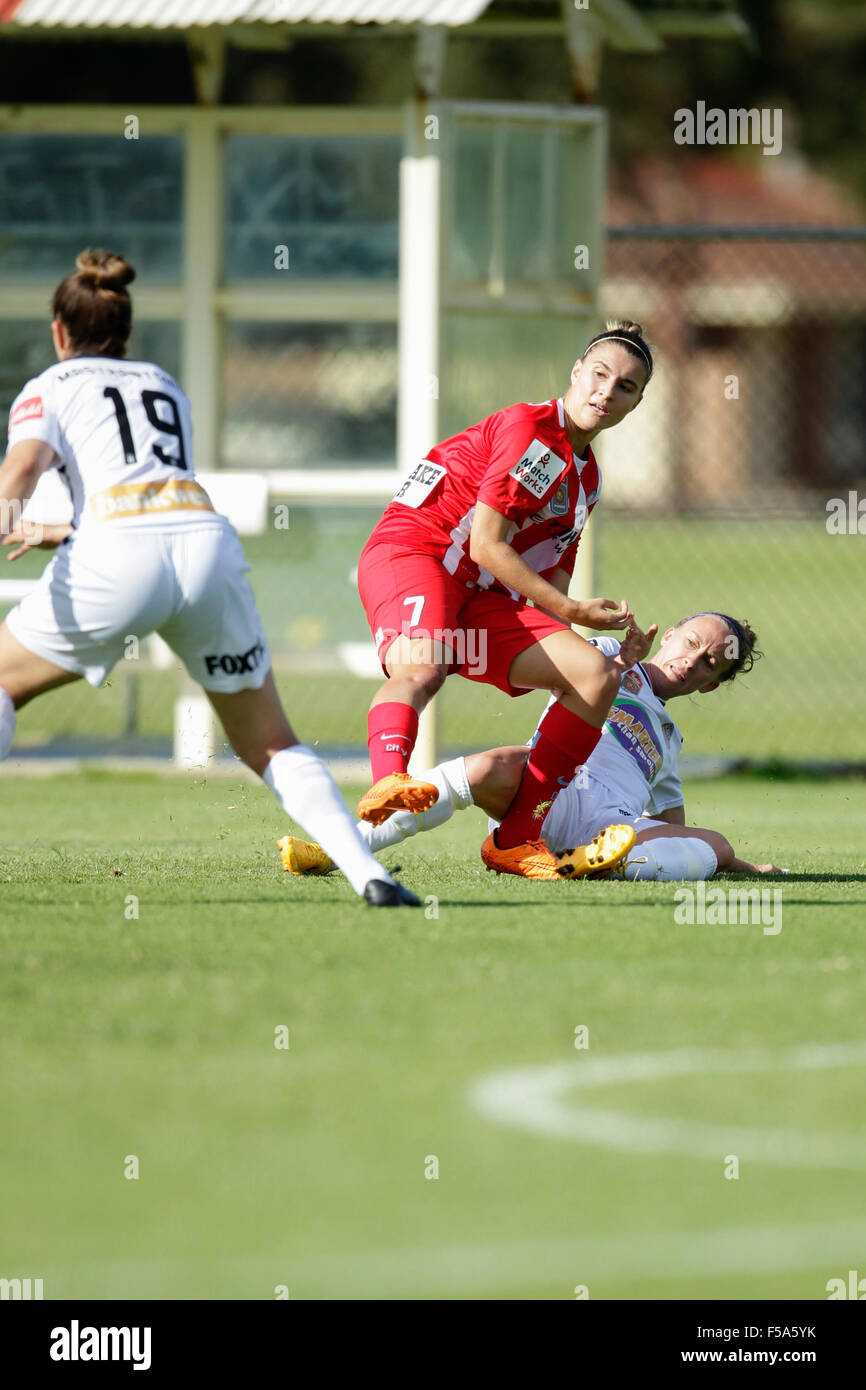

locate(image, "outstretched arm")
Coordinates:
727 853 788 875
469 504 634 630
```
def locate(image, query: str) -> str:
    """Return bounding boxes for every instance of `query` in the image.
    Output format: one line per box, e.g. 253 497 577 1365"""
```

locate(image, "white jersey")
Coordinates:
7 356 213 529
538 636 685 820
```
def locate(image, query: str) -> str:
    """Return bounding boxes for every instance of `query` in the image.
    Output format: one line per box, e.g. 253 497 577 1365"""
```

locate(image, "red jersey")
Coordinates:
370 398 601 595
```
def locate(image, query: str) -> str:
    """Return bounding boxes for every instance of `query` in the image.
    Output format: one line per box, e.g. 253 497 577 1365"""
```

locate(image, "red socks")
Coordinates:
496 702 602 848
368 702 419 781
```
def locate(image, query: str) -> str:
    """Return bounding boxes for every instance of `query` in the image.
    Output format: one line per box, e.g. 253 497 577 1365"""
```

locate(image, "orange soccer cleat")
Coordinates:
555 824 636 880
480 833 562 880
357 771 439 826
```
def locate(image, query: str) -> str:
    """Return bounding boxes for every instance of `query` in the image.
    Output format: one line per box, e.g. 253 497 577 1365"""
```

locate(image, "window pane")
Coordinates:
0 134 183 280
440 312 591 439
503 126 550 285
0 320 181 449
222 321 397 469
449 118 598 295
225 134 400 280
0 323 54 435
128 321 182 382
451 124 493 283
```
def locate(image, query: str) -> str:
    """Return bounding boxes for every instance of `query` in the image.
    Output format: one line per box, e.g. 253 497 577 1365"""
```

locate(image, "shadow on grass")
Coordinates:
716 873 866 884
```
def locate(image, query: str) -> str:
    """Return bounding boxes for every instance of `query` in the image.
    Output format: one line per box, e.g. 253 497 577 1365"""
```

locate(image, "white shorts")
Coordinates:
5 517 270 692
489 774 666 853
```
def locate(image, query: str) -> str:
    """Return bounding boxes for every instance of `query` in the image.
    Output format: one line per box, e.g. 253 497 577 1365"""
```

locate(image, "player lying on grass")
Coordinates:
356 319 659 878
0 248 417 907
280 612 786 882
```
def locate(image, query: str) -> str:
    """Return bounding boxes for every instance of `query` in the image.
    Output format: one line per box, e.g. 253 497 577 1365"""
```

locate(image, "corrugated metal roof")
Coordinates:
2 0 492 27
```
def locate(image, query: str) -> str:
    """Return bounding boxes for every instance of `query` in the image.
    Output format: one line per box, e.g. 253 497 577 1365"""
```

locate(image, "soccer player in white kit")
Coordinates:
282 612 786 880
0 249 419 907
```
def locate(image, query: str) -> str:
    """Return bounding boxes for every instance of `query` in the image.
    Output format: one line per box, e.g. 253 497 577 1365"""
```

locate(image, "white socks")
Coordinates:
359 757 473 852
0 687 16 761
263 745 391 895
286 743 717 887
620 835 718 881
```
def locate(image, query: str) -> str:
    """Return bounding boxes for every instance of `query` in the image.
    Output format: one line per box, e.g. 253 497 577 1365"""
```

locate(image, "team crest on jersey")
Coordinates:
661 721 674 747
509 439 568 500
550 479 569 516
622 669 642 694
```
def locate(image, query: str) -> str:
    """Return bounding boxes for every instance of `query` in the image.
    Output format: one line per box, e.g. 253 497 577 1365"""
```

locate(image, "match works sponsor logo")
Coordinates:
204 641 266 677
673 101 782 156
509 439 568 499
0 1276 43 1299
50 1320 151 1371
674 881 782 935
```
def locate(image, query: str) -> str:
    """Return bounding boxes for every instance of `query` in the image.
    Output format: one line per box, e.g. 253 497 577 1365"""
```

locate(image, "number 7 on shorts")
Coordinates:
403 594 425 630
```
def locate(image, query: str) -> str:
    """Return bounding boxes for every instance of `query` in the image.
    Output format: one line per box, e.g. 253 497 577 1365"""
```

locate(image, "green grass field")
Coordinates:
4 512 865 762
1 769 864 1300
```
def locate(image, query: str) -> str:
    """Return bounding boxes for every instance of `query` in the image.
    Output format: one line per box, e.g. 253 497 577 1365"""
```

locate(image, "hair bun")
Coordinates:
604 318 645 339
75 248 136 293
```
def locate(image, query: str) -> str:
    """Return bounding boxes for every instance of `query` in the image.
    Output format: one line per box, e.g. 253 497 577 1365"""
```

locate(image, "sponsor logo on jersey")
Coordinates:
552 526 580 556
204 642 266 677
509 439 569 499
10 395 43 427
89 477 214 520
605 699 663 782
392 460 447 508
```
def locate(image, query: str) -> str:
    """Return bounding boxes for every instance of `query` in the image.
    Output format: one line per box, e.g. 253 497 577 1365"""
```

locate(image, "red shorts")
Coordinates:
357 539 570 696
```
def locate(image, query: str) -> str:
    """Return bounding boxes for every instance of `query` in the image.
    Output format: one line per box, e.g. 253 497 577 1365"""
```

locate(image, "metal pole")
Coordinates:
399 98 441 775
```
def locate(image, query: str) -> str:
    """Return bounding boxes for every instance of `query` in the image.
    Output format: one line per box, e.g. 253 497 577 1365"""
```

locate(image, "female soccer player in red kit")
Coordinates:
357 319 659 878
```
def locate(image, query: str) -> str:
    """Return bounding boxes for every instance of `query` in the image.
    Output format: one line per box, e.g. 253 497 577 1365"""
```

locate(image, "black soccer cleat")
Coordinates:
363 878 421 908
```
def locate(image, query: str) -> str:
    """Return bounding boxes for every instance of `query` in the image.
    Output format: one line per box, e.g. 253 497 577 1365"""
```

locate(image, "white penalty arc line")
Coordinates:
470 1042 866 1170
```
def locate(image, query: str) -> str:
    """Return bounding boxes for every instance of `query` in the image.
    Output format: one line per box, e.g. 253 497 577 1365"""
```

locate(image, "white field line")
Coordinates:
37 1218 866 1299
470 1042 866 1170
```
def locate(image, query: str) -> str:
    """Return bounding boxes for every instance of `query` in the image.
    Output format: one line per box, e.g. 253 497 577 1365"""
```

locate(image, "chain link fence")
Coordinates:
594 227 866 767
4 227 864 770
